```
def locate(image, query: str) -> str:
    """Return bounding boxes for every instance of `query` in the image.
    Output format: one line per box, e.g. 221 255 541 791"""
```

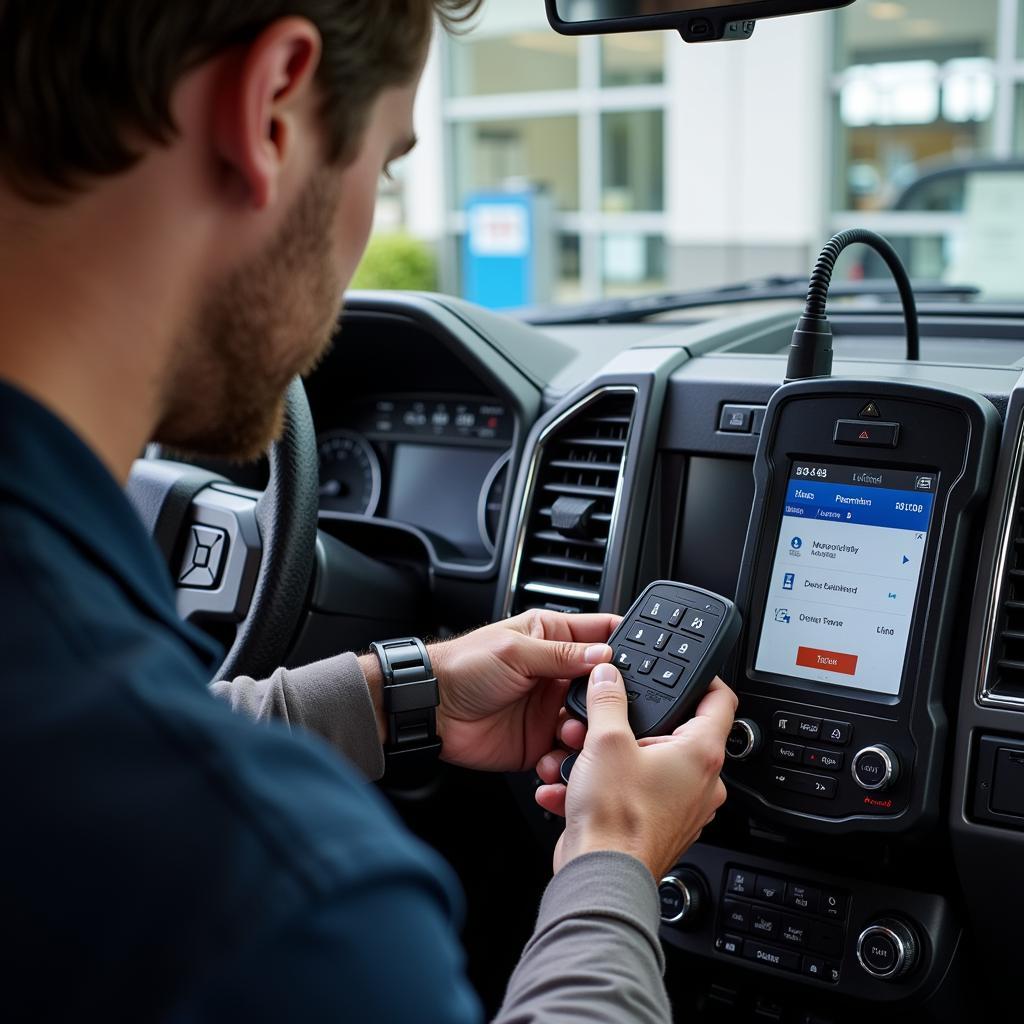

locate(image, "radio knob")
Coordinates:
658 868 706 928
856 918 919 980
725 719 762 762
851 744 900 791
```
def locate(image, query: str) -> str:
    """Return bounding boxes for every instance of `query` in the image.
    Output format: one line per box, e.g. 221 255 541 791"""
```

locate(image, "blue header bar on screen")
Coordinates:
783 479 933 532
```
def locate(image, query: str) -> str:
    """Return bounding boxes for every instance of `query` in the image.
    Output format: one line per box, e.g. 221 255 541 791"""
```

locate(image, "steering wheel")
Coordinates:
126 378 319 681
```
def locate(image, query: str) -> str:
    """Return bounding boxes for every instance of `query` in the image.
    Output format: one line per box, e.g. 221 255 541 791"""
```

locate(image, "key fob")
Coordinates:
560 580 741 784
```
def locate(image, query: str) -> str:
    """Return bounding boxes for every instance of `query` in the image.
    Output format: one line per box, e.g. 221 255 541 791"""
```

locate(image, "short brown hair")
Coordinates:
0 0 480 201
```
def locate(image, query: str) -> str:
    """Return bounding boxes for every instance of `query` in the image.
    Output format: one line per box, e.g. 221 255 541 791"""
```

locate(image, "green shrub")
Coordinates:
350 232 437 291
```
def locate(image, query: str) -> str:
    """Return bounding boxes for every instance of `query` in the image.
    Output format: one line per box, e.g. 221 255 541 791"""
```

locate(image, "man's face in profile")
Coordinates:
154 77 421 462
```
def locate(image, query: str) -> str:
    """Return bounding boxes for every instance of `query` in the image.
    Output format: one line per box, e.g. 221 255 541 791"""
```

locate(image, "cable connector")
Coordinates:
785 314 834 382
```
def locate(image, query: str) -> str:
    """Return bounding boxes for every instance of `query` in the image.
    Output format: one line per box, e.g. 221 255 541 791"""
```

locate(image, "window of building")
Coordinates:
601 110 665 212
448 32 579 97
601 32 664 87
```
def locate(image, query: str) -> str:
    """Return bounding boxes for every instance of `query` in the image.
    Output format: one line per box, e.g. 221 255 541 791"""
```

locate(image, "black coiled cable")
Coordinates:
786 229 920 382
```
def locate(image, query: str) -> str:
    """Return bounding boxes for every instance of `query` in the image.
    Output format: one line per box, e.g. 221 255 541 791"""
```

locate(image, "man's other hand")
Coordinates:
429 611 618 772
535 667 737 880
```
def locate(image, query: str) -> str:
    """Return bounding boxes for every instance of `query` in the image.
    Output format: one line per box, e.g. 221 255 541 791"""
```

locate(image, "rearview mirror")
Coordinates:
547 1 855 43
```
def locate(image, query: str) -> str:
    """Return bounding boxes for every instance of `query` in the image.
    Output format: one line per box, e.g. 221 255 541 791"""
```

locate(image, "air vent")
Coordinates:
509 388 636 615
983 435 1024 708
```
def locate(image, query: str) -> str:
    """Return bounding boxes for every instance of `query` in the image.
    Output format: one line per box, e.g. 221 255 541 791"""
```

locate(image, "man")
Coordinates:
0 2 736 1020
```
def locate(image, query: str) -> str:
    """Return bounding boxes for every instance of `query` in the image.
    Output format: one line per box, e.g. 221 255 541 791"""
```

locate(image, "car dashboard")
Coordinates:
295 290 1024 1022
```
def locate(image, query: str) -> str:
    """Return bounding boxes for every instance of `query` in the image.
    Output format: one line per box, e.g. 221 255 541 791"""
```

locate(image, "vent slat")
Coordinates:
990 461 1024 703
531 530 608 549
530 554 605 575
542 482 618 499
511 392 635 615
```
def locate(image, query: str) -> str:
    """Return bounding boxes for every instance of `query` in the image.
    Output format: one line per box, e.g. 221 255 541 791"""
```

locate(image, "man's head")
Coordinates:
0 1 479 460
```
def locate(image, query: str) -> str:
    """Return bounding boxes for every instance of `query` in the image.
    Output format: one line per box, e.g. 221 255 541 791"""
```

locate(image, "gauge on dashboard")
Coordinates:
317 429 382 516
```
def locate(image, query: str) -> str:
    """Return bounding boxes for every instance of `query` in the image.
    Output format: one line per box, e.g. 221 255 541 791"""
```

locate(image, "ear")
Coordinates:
212 17 322 210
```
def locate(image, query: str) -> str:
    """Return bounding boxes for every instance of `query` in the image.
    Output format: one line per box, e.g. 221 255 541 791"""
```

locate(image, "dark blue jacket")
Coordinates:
0 380 480 1022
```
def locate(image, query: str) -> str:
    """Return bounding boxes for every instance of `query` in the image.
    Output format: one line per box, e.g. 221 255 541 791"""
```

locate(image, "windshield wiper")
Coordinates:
520 277 981 326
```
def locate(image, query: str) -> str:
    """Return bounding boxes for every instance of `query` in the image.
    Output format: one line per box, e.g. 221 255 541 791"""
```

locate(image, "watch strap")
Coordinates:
370 637 442 764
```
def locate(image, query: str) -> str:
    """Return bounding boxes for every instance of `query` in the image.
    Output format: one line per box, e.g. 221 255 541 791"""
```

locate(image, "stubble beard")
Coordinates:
154 169 343 462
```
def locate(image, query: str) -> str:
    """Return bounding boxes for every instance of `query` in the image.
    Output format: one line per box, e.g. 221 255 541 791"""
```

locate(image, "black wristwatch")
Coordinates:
370 637 442 767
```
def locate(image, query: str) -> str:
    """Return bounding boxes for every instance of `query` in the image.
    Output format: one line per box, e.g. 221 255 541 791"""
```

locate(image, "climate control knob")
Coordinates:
725 719 762 762
856 918 919 980
851 744 900 791
658 868 706 928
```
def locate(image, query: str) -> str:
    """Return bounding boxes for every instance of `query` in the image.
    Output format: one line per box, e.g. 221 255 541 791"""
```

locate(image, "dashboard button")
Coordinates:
726 719 762 761
627 623 651 646
802 955 827 981
807 922 844 959
641 599 667 623
803 746 844 772
786 882 819 914
667 605 686 627
773 740 804 764
717 933 743 956
780 916 807 947
652 630 670 651
772 768 837 800
821 719 853 745
795 717 822 740
613 649 634 673
772 711 799 735
668 632 705 661
721 899 751 933
726 868 755 897
852 745 899 791
749 907 780 939
743 940 800 972
834 419 900 448
652 661 681 688
719 405 754 433
818 889 846 920
755 875 785 904
637 655 656 675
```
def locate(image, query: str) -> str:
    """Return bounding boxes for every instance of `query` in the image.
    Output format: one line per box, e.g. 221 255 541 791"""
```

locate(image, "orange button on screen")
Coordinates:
796 646 858 676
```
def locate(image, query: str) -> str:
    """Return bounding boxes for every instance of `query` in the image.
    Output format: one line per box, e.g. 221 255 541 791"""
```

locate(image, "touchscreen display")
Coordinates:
754 461 936 696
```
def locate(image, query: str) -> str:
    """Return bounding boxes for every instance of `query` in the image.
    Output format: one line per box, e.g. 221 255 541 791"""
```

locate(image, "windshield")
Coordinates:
355 0 1024 313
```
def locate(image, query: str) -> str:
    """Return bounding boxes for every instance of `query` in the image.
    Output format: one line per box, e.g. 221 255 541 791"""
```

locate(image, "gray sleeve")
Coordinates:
209 652 385 781
494 851 671 1024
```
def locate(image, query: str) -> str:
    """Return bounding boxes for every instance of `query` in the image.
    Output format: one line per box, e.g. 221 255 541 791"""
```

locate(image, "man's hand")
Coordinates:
426 610 619 772
535 664 737 880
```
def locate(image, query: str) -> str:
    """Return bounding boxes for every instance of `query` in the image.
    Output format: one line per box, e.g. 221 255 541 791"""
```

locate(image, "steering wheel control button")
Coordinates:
726 868 755 898
178 525 228 589
803 746 844 772
641 598 668 623
726 719 761 761
821 719 853 745
773 740 804 764
742 940 800 973
786 883 819 914
833 419 900 448
637 655 656 675
856 919 918 980
852 745 899 791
